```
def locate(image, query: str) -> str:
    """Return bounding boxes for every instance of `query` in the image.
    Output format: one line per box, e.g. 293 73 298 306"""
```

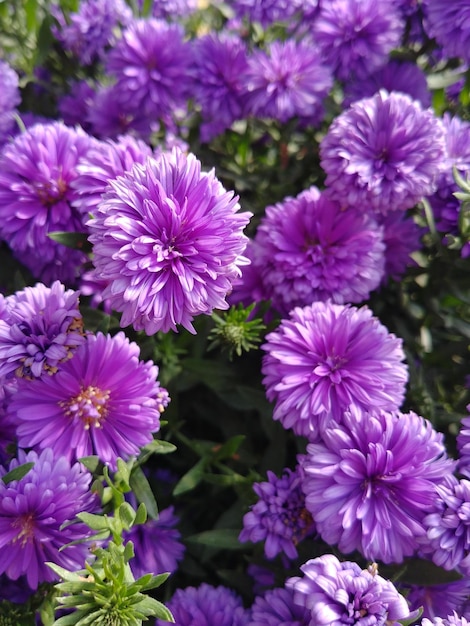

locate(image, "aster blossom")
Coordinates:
0 448 97 589
261 301 408 438
252 186 385 315
0 121 93 284
421 476 470 574
239 466 315 560
404 580 470 621
0 60 20 146
124 505 185 579
242 40 332 125
312 0 404 81
106 18 192 121
0 281 84 380
299 407 456 563
458 405 470 478
287 554 413 626
232 0 317 26
422 615 470 626
8 332 170 470
247 587 311 626
88 149 252 334
192 33 249 142
424 0 470 65
155 583 248 626
320 90 446 214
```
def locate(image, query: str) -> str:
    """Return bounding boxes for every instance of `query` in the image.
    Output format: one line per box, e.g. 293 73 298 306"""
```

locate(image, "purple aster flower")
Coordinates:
0 381 17 465
0 574 34 604
71 134 153 216
343 59 431 108
422 615 470 626
53 0 131 65
248 586 311 626
424 0 470 65
232 0 315 26
377 211 422 282
0 60 20 146
239 467 315 560
242 40 332 125
192 33 249 143
404 579 470 621
320 90 446 214
0 281 84 380
0 121 94 285
287 554 413 626
86 84 156 141
124 505 185 579
87 149 252 334
252 186 385 316
261 301 408 438
8 331 170 470
429 114 470 235
150 0 197 19
155 583 248 626
247 564 276 595
299 407 456 563
458 406 470 478
0 448 97 590
58 80 96 132
421 476 470 574
312 0 404 81
106 18 192 121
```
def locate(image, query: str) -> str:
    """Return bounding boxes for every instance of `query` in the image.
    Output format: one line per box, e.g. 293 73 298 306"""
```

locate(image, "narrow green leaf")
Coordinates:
173 458 206 496
47 231 91 252
186 529 245 550
212 435 245 461
78 455 102 473
130 465 159 520
118 502 136 530
1 462 34 484
134 596 174 621
46 562 85 582
141 439 177 456
134 502 147 526
77 512 110 531
138 572 170 591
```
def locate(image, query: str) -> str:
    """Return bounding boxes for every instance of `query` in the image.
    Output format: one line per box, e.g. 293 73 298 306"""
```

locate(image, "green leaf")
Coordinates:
134 502 147 526
173 458 206 496
77 512 110 531
78 456 102 473
47 231 91 252
133 596 174 621
186 529 245 550
130 465 159 520
202 473 247 487
137 572 170 591
118 502 136 530
1 462 34 485
212 435 245 461
46 562 86 582
142 439 177 455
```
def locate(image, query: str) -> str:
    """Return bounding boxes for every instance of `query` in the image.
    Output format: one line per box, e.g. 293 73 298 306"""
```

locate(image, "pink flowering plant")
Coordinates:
2 1 470 625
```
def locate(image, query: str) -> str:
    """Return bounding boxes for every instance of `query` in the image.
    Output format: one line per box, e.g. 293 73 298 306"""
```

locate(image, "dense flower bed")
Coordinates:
1 0 470 624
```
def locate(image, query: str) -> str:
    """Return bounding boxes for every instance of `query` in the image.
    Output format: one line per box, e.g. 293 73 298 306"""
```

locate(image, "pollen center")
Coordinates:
60 385 110 430
12 512 35 546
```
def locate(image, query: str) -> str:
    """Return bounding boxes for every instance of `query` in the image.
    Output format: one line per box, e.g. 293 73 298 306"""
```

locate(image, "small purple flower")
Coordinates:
422 476 470 574
0 280 84 380
8 332 169 470
72 134 153 217
239 467 315 560
262 301 408 438
429 114 470 235
106 18 192 120
312 0 404 81
53 0 131 65
248 586 311 626
86 84 156 141
320 90 446 214
0 574 34 604
150 0 197 19
0 121 94 284
404 580 470 621
87 149 252 334
377 211 422 282
232 0 317 26
299 407 456 563
58 80 96 131
343 59 431 108
124 505 185 579
0 448 97 590
155 583 248 626
252 186 385 315
192 33 249 142
242 40 332 125
287 554 413 625
0 60 20 146
422 615 470 626
424 0 470 65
